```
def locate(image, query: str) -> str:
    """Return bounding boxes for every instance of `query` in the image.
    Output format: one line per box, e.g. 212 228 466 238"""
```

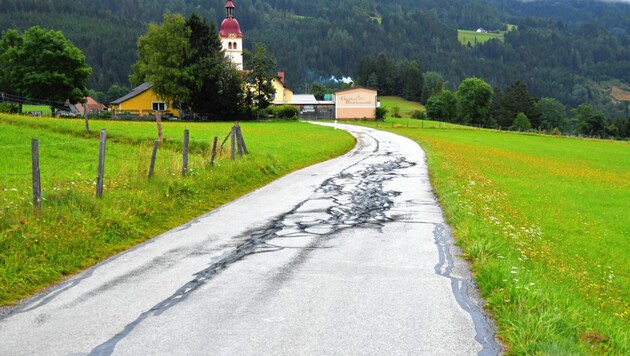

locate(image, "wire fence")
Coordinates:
0 123 250 213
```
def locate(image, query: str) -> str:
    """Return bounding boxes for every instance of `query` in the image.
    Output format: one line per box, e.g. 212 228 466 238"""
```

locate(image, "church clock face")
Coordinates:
229 33 235 39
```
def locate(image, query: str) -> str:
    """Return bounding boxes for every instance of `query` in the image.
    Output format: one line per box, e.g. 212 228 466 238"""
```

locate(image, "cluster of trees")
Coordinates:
355 53 423 102
1 0 629 121
425 77 630 138
2 0 629 115
130 13 277 120
0 26 91 113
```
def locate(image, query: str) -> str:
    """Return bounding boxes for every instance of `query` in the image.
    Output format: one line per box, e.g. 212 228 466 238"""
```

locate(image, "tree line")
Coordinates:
423 77 630 138
1 0 629 117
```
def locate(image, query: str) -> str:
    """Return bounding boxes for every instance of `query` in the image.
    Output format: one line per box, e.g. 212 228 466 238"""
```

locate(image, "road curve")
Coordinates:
0 123 500 355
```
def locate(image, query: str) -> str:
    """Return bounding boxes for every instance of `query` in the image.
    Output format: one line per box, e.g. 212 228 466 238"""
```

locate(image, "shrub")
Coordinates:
552 127 562 136
0 103 21 114
375 106 387 121
510 112 532 131
390 106 401 118
412 109 427 120
273 105 299 119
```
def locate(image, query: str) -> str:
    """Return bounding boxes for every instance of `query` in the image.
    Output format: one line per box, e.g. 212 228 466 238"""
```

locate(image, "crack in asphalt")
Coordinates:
5 125 499 355
433 223 502 355
90 152 415 355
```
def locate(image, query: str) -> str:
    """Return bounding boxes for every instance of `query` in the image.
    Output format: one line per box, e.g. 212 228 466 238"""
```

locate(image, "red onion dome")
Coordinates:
220 18 243 38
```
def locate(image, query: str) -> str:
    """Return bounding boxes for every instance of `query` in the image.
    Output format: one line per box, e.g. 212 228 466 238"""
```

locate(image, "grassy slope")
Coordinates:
458 30 504 46
379 96 426 118
373 121 629 354
0 115 355 305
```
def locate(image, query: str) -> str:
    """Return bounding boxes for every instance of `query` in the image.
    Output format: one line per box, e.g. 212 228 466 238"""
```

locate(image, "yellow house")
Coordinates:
110 82 181 118
271 72 293 104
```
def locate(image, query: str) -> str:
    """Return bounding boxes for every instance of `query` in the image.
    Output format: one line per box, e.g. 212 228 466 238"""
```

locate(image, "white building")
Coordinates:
219 0 244 70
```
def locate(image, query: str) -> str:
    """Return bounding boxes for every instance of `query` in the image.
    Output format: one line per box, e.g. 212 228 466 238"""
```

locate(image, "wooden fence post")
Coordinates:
182 129 189 176
31 139 41 210
148 140 159 179
236 125 249 154
84 99 90 134
236 127 243 157
210 136 218 165
230 126 236 161
156 111 163 141
96 129 107 198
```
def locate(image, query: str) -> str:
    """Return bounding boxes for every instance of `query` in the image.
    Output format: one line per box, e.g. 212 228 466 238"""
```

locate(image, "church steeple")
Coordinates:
225 0 235 18
219 0 243 70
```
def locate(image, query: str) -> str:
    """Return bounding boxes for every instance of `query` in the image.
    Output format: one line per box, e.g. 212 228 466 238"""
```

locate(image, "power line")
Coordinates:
1 91 67 107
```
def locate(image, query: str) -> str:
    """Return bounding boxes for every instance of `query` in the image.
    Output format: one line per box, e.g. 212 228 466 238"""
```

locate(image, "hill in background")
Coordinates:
0 0 629 115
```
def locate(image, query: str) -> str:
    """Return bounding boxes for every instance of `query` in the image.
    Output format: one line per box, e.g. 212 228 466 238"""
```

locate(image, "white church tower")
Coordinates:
219 0 243 70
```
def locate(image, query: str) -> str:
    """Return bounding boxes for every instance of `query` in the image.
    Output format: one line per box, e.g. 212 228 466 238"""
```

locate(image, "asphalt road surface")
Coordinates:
0 123 501 355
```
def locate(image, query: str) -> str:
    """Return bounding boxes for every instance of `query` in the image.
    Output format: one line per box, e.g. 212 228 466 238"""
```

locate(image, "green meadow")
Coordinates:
0 114 355 305
379 96 426 118
458 29 505 46
21 105 52 116
356 118 629 354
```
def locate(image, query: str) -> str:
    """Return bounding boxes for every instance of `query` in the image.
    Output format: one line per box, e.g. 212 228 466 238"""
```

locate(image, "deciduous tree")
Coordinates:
131 13 193 117
244 43 277 112
0 26 91 114
421 71 444 104
573 103 609 137
456 77 493 125
509 112 532 131
537 97 568 132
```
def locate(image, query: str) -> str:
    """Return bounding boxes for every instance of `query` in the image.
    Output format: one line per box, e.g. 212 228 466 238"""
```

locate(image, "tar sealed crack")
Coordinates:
433 224 502 356
89 156 415 355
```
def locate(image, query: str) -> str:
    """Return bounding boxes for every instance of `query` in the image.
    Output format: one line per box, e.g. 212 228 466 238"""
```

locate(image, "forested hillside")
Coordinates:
0 0 629 114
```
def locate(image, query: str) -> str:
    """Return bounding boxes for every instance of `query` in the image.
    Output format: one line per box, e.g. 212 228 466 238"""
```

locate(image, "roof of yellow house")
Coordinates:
111 82 153 105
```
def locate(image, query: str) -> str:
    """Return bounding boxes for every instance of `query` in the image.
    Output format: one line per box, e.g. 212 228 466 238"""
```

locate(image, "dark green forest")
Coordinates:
0 0 629 116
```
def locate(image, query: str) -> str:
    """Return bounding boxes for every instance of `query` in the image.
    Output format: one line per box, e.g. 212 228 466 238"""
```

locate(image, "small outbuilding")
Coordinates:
334 87 378 120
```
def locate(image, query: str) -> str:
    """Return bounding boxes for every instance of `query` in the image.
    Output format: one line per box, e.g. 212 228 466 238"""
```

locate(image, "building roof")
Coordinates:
334 86 377 95
111 82 153 105
220 18 243 38
291 94 318 104
68 97 106 113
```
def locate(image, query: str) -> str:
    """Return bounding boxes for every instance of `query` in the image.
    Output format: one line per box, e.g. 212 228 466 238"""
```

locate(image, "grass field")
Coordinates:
0 114 355 305
356 119 629 354
458 30 505 46
21 105 52 116
379 96 426 119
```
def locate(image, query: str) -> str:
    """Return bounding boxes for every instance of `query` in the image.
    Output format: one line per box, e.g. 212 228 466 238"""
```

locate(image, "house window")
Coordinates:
152 102 166 111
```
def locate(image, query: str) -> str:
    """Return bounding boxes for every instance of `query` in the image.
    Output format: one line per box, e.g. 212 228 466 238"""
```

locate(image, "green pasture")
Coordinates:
21 105 52 116
379 96 426 118
458 29 504 46
0 114 355 305
377 125 629 354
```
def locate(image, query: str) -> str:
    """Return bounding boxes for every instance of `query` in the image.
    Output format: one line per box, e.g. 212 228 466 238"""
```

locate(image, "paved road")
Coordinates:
0 123 500 355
